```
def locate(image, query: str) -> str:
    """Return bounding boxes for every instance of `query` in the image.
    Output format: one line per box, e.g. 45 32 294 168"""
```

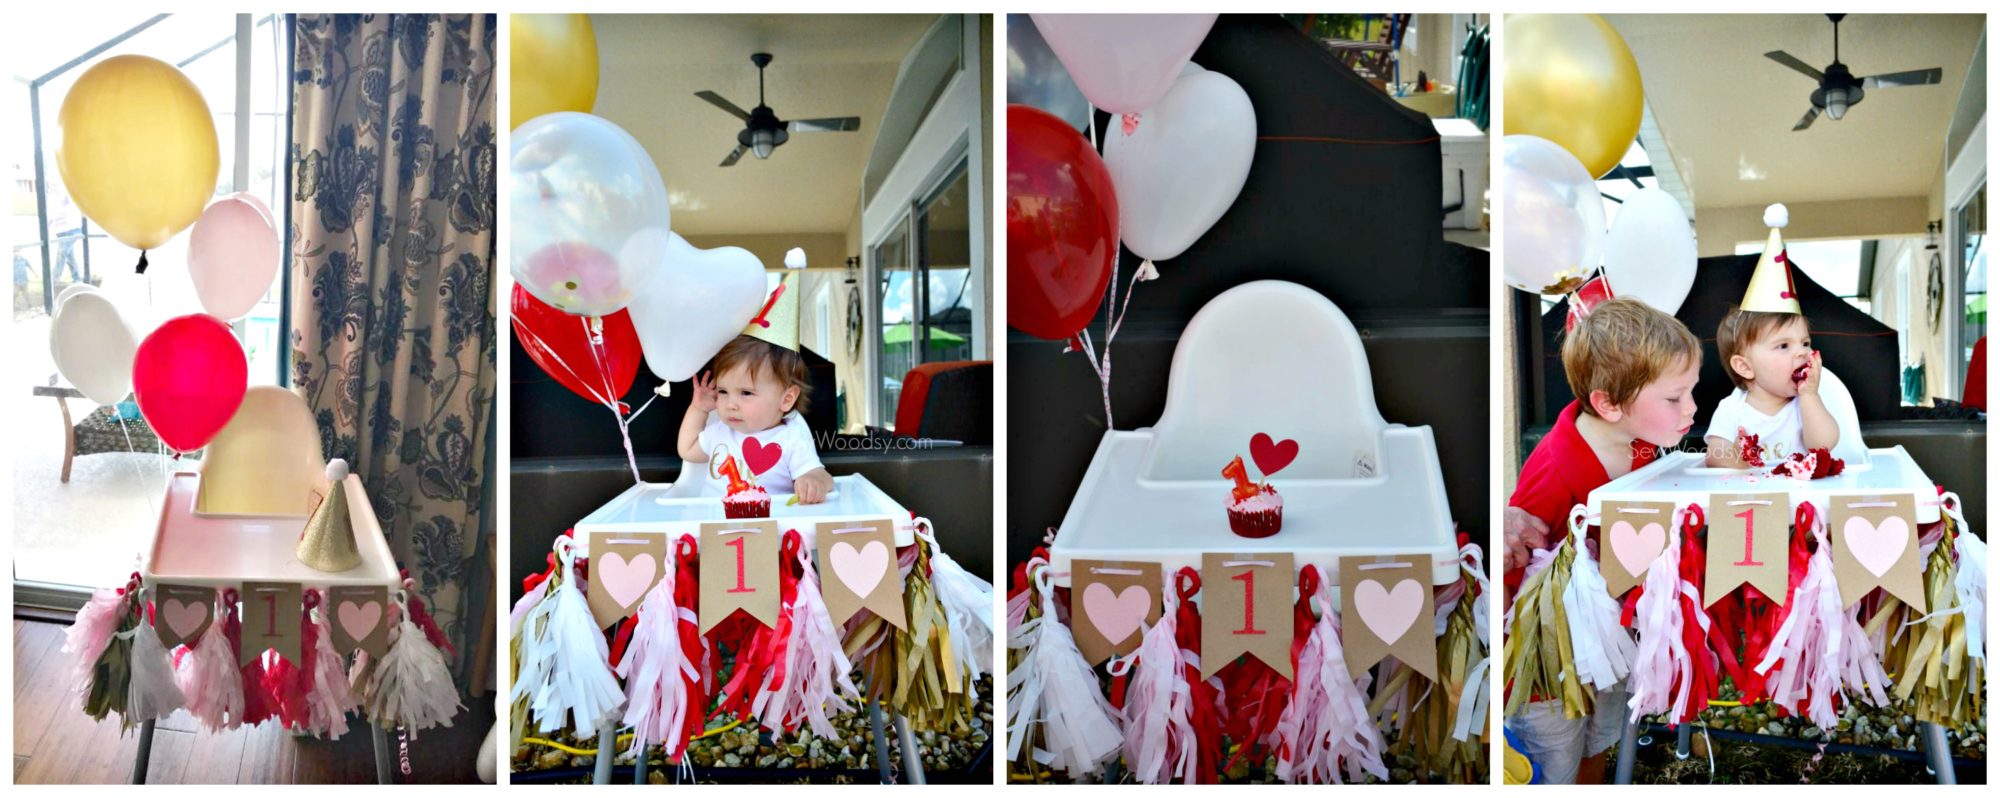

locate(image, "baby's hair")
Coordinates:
1560 297 1702 417
711 335 812 416
1715 309 1809 390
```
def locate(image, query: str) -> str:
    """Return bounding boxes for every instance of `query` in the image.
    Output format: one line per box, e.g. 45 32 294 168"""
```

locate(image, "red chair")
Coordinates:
893 360 992 444
1963 336 1985 410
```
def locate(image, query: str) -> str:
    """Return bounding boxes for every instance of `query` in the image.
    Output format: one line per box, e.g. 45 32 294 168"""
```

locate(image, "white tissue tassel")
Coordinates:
1004 570 1122 778
1564 544 1636 691
124 622 187 724
511 568 625 738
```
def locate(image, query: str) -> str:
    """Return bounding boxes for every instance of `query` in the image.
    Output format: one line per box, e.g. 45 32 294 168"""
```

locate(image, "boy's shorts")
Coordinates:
1502 685 1630 785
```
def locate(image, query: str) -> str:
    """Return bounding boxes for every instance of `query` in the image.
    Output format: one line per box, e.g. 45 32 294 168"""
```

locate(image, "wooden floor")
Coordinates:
14 619 492 784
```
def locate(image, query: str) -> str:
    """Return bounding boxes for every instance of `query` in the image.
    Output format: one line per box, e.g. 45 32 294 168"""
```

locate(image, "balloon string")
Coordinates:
515 318 641 483
579 316 642 484
111 411 161 521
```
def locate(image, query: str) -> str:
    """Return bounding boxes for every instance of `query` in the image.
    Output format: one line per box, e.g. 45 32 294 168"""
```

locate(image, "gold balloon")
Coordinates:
510 14 599 130
1503 14 1645 179
56 55 219 251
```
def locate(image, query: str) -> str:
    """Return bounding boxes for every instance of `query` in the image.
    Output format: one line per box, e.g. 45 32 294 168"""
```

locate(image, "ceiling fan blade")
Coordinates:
720 144 746 167
1863 67 1943 89
1764 50 1825 82
788 116 861 133
695 90 752 121
1793 106 1819 131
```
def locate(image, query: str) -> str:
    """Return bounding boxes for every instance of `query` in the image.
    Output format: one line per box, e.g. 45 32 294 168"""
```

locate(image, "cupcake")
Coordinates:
724 486 772 519
1222 455 1282 538
1770 448 1844 481
717 454 771 518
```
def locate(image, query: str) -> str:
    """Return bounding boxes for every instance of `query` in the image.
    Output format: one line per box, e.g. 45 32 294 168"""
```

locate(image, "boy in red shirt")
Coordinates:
1503 297 1701 783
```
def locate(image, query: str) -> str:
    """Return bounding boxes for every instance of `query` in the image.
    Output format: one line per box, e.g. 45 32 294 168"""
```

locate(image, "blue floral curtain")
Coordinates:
289 14 496 679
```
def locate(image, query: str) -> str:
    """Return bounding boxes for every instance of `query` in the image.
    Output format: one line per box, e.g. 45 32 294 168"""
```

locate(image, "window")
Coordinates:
13 14 290 593
1960 183 1985 383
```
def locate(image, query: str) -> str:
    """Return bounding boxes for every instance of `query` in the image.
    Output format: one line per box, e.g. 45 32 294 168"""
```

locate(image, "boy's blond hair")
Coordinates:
1715 308 1808 390
1561 297 1702 417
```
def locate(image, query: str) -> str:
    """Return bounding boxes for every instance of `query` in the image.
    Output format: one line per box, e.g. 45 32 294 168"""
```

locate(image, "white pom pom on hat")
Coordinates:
1764 203 1788 230
784 247 806 269
326 458 350 483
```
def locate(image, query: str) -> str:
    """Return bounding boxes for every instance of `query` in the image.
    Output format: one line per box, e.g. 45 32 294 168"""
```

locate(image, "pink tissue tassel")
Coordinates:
62 586 129 700
750 531 861 738
1106 572 1195 784
1272 573 1387 784
616 559 698 758
1754 519 1891 729
174 595 245 731
306 591 359 738
1626 527 1691 723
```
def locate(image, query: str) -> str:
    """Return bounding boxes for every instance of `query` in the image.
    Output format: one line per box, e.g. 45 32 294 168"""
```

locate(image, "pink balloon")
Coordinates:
520 241 627 316
229 191 276 227
188 197 280 320
133 314 248 453
1029 14 1218 115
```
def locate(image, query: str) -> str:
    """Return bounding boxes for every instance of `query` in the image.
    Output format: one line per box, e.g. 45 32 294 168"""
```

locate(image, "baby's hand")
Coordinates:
1797 351 1823 396
693 370 719 414
794 470 833 504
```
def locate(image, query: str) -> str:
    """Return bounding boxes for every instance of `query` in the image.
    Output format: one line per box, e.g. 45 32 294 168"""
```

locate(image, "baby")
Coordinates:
1703 204 1838 468
1703 310 1837 467
676 271 833 503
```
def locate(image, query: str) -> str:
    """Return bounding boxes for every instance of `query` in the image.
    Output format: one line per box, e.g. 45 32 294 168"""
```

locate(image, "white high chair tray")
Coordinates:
1586 447 1939 524
1048 427 1460 588
143 471 400 590
572 473 915 552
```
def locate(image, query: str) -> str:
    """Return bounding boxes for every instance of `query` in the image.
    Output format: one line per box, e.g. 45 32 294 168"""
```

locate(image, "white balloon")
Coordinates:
1602 188 1698 315
1500 135 1605 294
1102 68 1256 263
510 112 671 318
56 282 100 307
50 291 138 405
627 233 768 388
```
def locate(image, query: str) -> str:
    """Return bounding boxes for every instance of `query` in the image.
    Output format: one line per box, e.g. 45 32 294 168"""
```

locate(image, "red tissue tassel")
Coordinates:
399 570 458 658
712 538 797 723
1674 510 1719 725
227 593 277 727
1216 568 1312 773
264 590 320 729
672 539 711 748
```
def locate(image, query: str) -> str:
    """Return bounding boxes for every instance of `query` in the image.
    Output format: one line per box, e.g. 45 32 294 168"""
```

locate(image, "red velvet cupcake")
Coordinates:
723 486 771 519
1227 484 1284 538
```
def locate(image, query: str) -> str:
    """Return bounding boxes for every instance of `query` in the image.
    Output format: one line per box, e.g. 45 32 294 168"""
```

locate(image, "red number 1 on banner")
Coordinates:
725 535 754 594
1231 568 1265 636
1733 508 1765 567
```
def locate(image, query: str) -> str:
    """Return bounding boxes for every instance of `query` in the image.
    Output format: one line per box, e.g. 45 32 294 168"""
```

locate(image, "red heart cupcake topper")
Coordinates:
1249 432 1298 477
743 436 784 477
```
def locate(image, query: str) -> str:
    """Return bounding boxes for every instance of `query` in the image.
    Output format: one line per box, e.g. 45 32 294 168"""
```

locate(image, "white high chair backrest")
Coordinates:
197 386 328 515
1143 281 1387 481
1817 367 1868 465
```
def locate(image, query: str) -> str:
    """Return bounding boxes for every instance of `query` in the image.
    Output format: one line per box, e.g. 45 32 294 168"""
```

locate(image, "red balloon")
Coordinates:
133 313 248 453
510 284 641 409
1008 104 1119 341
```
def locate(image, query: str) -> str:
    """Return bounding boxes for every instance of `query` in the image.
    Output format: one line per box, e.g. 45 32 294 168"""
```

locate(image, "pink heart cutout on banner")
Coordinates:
1844 515 1910 577
830 540 888 597
161 598 207 639
743 436 783 476
1354 578 1424 645
598 551 659 609
1249 432 1298 476
1609 520 1667 576
1081 582 1150 645
337 599 382 642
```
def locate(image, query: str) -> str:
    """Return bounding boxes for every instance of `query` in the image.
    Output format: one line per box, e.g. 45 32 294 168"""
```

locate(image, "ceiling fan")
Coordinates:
695 52 862 166
1765 14 1943 131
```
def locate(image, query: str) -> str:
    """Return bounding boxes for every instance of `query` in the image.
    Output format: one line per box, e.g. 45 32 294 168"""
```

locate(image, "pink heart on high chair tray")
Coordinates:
743 436 783 477
830 540 889 597
1354 578 1424 645
597 551 659 610
1844 515 1910 577
337 599 383 642
1249 432 1298 477
1608 520 1668 576
1081 582 1150 645
161 598 208 640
